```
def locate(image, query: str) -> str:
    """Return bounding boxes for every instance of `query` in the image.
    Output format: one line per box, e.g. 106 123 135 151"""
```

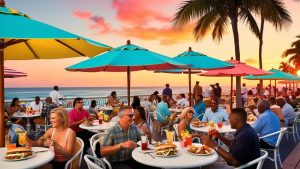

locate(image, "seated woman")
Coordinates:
178 107 200 140
133 106 151 141
105 91 120 106
26 108 76 169
88 100 98 117
131 96 141 109
7 98 26 126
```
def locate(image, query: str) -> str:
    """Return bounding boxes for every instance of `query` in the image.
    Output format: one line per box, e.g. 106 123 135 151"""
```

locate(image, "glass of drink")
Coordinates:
217 122 223 128
165 130 174 144
185 135 192 146
18 132 26 147
98 118 103 125
6 143 16 150
141 135 148 150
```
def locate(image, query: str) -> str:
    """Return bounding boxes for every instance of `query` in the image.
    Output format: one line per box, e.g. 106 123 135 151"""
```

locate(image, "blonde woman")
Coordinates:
26 108 76 169
178 107 200 140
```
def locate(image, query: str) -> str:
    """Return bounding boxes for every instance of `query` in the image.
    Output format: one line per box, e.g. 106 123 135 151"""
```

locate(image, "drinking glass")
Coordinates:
165 130 174 144
141 135 148 150
18 132 26 147
217 122 223 128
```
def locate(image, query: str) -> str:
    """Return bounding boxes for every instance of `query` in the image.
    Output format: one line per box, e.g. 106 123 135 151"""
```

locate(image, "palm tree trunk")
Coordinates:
259 17 265 95
230 5 242 108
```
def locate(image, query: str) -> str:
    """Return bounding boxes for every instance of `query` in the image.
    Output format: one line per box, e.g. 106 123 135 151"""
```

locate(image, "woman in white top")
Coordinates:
26 108 76 169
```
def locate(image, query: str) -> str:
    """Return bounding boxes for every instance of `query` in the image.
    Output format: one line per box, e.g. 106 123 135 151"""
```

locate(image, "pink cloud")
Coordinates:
73 10 92 19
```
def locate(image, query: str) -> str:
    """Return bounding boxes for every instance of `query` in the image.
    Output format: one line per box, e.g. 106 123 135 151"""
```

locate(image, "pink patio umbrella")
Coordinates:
199 58 272 110
4 67 27 78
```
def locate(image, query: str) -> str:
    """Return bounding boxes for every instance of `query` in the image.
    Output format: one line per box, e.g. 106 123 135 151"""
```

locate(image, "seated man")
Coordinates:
276 97 296 126
252 100 280 148
202 108 260 168
34 97 57 125
176 93 189 107
101 107 155 169
193 94 206 120
202 98 228 123
29 96 43 112
156 96 171 124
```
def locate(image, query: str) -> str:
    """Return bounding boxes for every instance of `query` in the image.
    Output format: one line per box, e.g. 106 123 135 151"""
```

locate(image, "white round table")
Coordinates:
0 147 54 169
99 106 113 111
12 112 41 135
190 124 236 134
132 142 219 168
79 120 116 133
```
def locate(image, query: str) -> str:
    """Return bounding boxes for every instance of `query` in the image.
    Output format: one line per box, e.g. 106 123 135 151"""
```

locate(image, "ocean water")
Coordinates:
4 87 189 102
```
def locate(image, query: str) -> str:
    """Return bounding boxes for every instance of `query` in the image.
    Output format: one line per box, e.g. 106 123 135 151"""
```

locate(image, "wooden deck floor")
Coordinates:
283 142 300 169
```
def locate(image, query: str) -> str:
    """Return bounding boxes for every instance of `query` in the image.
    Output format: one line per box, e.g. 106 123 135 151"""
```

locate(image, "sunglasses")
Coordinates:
77 101 84 104
125 113 134 118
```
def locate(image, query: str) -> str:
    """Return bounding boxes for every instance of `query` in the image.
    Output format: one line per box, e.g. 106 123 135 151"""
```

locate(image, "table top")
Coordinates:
190 124 236 133
12 112 41 118
79 120 116 132
169 108 183 113
99 106 113 111
132 142 219 168
0 147 54 169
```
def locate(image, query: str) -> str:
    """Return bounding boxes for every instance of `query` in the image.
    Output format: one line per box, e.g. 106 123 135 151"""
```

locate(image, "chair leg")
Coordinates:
296 125 300 140
277 149 283 169
286 132 289 141
293 126 296 143
274 150 278 169
34 125 38 140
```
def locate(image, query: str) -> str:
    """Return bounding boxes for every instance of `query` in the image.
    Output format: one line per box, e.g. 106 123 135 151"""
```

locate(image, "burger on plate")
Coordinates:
6 147 33 160
155 144 177 157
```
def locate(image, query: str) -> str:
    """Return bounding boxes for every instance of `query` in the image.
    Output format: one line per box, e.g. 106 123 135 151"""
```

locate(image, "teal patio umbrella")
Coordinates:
155 47 233 105
0 1 111 146
66 40 187 105
244 68 296 96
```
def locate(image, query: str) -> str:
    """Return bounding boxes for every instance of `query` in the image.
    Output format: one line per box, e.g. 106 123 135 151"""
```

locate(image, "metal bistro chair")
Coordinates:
235 150 268 169
285 111 300 142
84 155 106 169
89 133 112 169
259 127 287 169
173 123 200 143
65 137 84 169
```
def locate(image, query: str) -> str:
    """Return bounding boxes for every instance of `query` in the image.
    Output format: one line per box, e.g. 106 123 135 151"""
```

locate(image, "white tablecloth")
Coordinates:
12 113 41 134
79 120 116 133
190 124 236 133
132 142 219 168
0 147 54 169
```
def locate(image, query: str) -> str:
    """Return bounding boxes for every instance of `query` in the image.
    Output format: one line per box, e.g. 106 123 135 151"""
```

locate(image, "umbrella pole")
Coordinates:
269 80 271 96
188 68 192 106
275 80 277 97
230 75 233 110
0 39 5 146
127 66 131 106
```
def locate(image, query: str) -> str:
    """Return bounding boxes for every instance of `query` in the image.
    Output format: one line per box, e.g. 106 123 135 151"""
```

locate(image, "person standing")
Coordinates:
162 83 172 98
241 83 248 108
214 83 222 100
49 86 63 106
193 81 202 104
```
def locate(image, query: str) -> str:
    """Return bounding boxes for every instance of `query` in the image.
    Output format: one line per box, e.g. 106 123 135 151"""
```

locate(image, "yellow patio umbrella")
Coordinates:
0 1 111 146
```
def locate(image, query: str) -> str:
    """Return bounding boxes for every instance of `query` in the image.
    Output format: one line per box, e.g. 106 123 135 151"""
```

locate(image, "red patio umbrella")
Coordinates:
199 58 272 110
4 67 27 78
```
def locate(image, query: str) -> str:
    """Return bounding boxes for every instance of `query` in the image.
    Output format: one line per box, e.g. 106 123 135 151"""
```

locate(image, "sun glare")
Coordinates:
297 70 300 76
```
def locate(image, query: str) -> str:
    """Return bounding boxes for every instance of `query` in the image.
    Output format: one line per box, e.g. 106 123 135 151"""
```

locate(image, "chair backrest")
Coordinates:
196 113 204 120
259 127 287 148
65 137 84 169
235 150 268 169
293 112 300 123
89 133 112 169
84 155 106 169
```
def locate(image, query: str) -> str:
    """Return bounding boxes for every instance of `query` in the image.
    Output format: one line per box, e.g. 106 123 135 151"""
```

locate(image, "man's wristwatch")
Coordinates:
119 143 123 150
214 145 220 151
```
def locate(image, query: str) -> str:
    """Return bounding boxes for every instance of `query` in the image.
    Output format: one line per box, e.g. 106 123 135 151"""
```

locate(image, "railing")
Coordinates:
4 95 151 109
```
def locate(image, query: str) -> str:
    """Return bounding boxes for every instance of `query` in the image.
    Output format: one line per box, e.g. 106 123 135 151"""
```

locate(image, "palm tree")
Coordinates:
257 0 292 94
173 0 260 108
278 61 295 74
282 35 300 70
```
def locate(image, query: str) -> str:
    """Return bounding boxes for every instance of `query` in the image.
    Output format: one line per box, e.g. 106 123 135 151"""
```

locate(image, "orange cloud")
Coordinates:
245 58 258 64
73 10 92 19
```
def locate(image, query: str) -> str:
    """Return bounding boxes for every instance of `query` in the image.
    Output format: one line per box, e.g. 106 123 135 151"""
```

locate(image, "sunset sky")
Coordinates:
4 0 300 88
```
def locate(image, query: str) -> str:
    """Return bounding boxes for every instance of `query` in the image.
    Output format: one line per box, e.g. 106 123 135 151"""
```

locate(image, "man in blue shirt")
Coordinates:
156 95 171 123
252 100 280 148
202 98 228 123
202 108 260 168
193 94 206 120
162 83 172 98
276 97 296 125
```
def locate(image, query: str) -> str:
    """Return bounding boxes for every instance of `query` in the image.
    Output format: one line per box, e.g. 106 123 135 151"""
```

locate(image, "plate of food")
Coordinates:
191 120 208 127
186 145 213 156
3 147 35 161
155 144 177 158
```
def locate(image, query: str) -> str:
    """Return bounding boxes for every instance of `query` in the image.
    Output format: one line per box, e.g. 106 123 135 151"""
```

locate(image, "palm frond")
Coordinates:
239 6 260 38
212 15 228 41
282 48 297 58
